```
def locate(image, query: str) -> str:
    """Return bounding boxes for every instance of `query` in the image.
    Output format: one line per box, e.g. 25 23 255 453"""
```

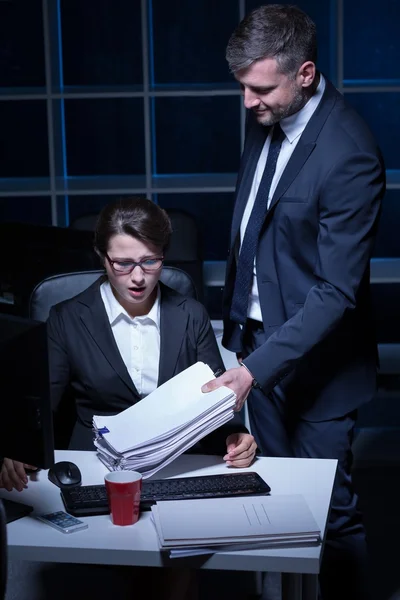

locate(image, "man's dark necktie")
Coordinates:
230 123 285 325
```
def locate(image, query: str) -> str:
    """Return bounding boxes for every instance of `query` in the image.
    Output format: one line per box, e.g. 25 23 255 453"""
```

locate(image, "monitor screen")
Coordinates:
0 313 54 469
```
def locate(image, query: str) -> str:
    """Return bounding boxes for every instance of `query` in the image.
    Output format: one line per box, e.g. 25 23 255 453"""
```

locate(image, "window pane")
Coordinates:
0 102 49 177
373 190 400 258
344 93 400 170
0 197 51 226
244 0 332 79
344 0 399 81
154 97 241 174
151 0 239 85
0 0 45 87
157 193 234 261
60 0 142 86
64 99 145 176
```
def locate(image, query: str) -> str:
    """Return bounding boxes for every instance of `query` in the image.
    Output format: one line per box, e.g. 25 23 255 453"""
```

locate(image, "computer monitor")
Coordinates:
0 313 54 469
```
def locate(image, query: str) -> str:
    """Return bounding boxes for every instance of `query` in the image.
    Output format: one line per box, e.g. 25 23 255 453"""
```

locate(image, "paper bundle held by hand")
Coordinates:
150 494 321 558
92 362 236 478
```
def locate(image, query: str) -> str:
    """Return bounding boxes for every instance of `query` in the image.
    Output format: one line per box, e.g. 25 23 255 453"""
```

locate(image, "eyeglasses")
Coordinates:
105 253 164 274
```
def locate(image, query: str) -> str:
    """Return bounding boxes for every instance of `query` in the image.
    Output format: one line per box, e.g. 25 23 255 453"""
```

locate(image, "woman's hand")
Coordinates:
223 432 257 468
0 458 37 492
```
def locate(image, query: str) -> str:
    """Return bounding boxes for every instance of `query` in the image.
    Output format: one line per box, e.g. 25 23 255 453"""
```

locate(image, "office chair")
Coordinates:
29 266 197 323
68 213 98 232
163 209 204 301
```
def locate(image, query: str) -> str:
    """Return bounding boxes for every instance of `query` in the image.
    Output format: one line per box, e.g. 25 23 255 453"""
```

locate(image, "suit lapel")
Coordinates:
267 140 316 211
77 281 138 395
158 284 189 386
268 78 338 212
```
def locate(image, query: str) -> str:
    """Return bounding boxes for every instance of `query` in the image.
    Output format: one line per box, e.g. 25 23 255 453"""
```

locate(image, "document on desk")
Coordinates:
92 362 236 478
151 494 321 554
168 536 320 558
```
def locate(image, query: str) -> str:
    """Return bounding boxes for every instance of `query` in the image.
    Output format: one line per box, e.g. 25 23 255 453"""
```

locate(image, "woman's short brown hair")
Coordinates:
94 197 172 256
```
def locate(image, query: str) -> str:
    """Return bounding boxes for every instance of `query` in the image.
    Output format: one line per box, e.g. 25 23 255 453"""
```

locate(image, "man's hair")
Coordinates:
226 4 317 77
94 196 172 255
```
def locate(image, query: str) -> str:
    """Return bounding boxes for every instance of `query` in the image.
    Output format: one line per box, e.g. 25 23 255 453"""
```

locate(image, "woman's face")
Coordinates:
104 234 163 317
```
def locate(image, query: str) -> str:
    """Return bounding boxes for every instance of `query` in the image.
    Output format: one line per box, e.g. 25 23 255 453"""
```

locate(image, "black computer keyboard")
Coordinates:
61 472 271 517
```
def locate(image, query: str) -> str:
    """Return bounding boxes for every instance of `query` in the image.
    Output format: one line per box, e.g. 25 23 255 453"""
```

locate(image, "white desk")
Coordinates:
1 451 337 600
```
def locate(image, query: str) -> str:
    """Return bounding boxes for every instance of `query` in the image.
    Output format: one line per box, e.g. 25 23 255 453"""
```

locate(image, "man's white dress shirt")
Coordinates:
239 75 326 322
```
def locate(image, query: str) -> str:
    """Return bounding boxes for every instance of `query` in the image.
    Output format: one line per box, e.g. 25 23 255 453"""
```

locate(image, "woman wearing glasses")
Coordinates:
0 198 256 492
47 197 256 458
0 197 255 600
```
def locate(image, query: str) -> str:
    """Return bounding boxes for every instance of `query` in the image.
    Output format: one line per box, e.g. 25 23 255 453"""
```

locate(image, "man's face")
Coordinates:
236 57 307 126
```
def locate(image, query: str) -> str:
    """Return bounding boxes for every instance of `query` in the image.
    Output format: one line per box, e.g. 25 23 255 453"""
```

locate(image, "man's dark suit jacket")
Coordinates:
48 277 243 451
222 76 386 421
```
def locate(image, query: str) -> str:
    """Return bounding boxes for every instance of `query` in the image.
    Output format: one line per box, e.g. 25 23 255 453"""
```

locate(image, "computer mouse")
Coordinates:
48 461 82 488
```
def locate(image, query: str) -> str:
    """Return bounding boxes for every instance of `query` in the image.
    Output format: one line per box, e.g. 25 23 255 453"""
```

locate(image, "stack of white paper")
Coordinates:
92 362 236 479
151 494 321 557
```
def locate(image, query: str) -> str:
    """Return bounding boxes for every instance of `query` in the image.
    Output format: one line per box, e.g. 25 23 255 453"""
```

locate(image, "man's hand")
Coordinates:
0 459 37 492
223 432 257 468
201 365 254 411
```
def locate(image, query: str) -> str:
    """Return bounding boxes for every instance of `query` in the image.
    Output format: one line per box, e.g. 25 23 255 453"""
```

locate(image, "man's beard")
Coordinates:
256 85 306 127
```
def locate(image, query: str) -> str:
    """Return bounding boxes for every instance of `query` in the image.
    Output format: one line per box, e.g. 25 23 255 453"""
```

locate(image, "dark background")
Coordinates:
0 0 398 262
1 3 400 598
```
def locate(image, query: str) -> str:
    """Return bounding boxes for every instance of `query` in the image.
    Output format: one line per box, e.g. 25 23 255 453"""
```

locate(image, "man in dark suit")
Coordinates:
202 5 385 599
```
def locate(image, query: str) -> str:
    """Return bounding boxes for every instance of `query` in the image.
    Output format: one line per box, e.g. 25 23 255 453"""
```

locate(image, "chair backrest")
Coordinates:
69 213 99 232
164 209 201 262
29 266 198 322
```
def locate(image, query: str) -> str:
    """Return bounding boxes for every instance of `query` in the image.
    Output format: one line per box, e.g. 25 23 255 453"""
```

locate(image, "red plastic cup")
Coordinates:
104 471 142 526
